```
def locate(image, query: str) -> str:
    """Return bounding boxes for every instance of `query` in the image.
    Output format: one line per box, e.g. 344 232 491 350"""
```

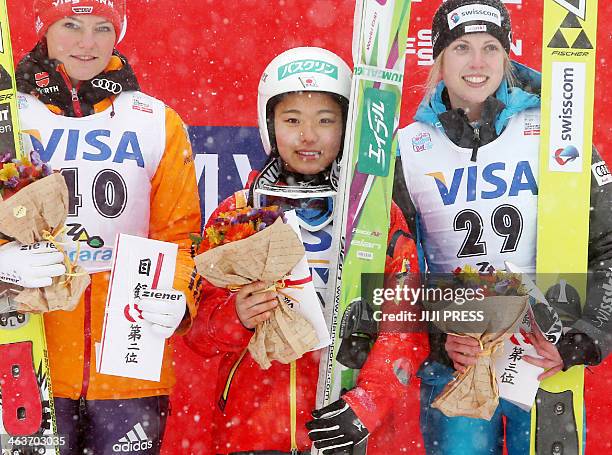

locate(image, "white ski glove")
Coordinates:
137 289 187 338
0 241 66 288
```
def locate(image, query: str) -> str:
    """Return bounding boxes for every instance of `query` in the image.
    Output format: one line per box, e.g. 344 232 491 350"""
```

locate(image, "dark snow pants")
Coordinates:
53 395 169 454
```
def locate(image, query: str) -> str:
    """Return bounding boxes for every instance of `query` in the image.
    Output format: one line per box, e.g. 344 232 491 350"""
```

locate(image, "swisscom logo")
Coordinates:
553 145 579 165
548 61 586 172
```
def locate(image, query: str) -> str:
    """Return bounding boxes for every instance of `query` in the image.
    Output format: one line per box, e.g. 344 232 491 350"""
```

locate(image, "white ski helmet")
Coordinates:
257 47 352 155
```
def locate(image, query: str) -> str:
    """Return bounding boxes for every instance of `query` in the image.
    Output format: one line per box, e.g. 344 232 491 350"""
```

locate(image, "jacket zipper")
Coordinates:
79 284 92 401
57 66 84 117
470 125 481 162
218 348 248 411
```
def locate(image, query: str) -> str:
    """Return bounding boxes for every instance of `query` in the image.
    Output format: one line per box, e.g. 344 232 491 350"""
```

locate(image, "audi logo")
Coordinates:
92 78 123 95
594 163 610 177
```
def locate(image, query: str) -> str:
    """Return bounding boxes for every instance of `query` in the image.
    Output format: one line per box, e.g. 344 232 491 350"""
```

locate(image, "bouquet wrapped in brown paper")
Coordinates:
0 152 90 313
194 206 318 369
426 267 529 420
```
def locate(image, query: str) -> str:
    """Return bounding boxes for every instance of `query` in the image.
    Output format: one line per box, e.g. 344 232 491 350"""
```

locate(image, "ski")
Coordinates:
0 1 59 454
532 0 598 453
314 0 413 452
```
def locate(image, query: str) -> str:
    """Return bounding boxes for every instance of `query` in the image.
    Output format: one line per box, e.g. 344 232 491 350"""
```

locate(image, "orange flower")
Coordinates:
223 222 256 243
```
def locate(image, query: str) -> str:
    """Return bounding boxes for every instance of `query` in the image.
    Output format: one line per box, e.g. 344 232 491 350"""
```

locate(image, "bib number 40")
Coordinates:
61 168 128 218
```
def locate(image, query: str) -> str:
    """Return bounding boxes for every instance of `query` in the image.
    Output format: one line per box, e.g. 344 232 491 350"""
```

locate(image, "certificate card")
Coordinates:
98 234 178 381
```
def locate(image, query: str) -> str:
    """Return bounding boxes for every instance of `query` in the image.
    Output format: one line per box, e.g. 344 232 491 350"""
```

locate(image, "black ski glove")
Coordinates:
306 398 369 454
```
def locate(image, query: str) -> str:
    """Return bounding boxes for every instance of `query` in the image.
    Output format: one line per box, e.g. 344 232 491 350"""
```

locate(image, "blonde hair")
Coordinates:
424 48 516 102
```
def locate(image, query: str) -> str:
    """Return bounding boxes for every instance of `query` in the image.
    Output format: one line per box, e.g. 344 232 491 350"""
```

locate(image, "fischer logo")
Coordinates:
447 5 502 30
547 1 592 49
549 62 586 172
112 422 153 453
92 78 123 94
554 0 586 20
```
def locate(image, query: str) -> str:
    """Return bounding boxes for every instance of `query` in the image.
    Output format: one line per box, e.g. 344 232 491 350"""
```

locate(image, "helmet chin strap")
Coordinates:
251 155 339 194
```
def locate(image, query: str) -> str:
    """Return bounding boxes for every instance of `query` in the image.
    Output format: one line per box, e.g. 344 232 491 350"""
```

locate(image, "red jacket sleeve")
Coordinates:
343 202 429 432
183 191 254 358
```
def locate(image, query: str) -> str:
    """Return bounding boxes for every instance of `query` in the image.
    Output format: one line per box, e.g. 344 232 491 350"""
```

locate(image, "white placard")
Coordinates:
283 211 331 350
98 234 178 381
495 310 543 411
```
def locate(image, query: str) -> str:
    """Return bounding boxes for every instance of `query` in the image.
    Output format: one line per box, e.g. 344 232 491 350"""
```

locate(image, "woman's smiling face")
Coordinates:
442 33 506 120
273 91 344 175
46 15 116 84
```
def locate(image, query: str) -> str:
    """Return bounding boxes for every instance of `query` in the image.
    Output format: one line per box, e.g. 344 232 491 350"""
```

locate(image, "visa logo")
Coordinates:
428 160 538 206
302 229 332 253
27 129 145 168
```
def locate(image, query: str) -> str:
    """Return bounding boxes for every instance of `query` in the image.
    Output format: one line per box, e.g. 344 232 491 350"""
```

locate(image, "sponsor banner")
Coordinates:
189 126 267 224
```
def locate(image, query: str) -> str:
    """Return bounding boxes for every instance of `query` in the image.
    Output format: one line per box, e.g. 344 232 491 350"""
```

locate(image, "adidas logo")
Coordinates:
112 422 154 453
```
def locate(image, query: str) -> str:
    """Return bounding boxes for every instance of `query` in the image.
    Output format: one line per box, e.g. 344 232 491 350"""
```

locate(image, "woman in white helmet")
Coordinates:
185 47 427 454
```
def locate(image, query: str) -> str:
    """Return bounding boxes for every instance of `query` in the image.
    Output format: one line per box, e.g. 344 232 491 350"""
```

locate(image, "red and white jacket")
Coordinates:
185 172 429 454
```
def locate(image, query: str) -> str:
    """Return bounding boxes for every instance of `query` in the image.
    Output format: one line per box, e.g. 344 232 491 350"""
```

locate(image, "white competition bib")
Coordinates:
301 225 334 303
18 92 167 273
398 109 540 274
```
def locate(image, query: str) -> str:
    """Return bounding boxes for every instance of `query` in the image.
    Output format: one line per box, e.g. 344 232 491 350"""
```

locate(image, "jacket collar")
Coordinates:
16 41 140 117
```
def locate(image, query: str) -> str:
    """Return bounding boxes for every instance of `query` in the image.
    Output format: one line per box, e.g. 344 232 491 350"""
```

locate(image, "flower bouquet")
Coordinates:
0 151 90 313
428 265 529 420
194 206 319 369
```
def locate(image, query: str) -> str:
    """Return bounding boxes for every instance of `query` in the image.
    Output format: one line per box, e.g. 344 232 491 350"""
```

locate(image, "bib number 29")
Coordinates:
454 204 523 258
